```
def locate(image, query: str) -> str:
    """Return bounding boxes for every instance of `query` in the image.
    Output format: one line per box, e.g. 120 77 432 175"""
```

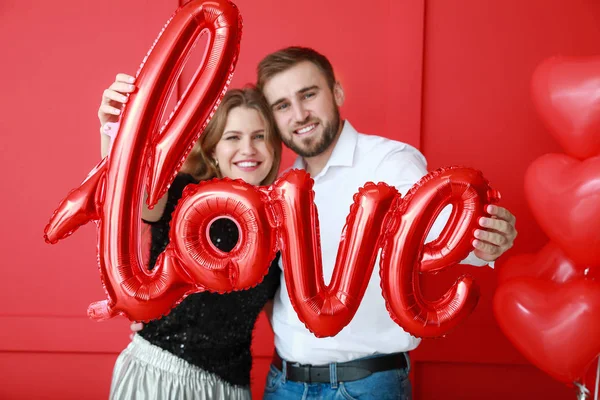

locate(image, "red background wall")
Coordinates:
1 0 599 399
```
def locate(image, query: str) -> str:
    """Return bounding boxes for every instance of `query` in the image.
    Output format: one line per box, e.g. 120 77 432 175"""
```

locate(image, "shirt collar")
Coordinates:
291 120 358 177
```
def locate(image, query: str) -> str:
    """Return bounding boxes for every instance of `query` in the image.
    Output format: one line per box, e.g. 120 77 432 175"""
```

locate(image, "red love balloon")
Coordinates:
524 154 600 267
47 160 496 333
494 277 600 384
497 242 598 285
531 56 600 160
44 0 243 322
380 166 499 338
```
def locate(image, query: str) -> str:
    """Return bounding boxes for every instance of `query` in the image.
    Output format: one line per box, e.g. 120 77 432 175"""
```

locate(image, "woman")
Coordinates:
99 73 282 399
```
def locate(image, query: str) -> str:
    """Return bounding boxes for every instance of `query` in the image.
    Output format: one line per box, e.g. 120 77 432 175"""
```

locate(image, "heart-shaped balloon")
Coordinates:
494 277 600 384
524 154 600 266
531 56 600 160
497 242 597 285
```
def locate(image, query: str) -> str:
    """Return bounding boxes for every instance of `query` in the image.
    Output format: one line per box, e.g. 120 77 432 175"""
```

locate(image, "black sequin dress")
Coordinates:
138 173 281 388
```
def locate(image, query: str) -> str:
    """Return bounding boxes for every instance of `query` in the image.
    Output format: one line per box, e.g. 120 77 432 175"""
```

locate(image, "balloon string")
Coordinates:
594 356 599 400
575 381 590 400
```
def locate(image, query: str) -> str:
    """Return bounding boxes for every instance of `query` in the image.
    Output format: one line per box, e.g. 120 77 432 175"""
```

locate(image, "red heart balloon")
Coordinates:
531 56 600 160
494 277 600 384
524 154 600 266
497 242 597 285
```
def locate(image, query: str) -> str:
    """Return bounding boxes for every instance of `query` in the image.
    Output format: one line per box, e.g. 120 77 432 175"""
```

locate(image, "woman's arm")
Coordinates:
262 300 274 328
97 73 167 222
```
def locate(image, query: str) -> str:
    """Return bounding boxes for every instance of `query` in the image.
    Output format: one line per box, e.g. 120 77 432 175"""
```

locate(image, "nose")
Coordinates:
292 101 309 123
240 136 257 155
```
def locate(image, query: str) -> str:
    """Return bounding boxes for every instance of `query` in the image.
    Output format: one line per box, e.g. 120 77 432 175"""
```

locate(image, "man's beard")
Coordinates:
283 106 341 158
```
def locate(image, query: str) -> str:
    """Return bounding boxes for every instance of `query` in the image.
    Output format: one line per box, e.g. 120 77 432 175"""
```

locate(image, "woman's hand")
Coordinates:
98 73 136 129
129 321 144 340
98 73 135 158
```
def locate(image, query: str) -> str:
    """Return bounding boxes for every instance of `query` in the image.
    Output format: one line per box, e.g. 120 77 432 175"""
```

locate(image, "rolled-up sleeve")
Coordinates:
373 147 491 268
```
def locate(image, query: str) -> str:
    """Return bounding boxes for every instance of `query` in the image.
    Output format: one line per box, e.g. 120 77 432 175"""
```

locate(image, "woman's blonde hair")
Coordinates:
181 87 282 185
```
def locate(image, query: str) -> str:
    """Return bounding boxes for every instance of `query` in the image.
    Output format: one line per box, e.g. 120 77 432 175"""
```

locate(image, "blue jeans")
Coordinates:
262 354 412 400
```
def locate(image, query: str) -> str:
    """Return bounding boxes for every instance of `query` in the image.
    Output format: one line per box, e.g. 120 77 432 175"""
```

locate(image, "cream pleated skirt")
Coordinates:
110 334 251 400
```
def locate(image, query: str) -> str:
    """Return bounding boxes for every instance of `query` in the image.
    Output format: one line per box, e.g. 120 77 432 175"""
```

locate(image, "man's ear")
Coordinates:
333 82 345 107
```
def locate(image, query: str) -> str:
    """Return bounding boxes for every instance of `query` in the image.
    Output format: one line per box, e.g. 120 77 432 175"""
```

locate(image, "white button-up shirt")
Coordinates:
272 121 490 365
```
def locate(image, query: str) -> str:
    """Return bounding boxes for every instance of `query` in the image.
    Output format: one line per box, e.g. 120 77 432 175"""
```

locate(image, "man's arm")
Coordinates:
373 147 516 265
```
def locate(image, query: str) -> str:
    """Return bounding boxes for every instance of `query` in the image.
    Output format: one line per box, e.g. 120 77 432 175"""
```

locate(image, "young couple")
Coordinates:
99 47 517 400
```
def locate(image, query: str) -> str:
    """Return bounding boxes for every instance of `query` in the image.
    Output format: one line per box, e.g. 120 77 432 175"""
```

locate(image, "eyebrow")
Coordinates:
270 85 319 108
223 129 265 136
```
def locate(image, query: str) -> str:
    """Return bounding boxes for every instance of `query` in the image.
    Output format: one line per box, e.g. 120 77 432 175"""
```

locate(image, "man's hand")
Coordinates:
473 205 517 262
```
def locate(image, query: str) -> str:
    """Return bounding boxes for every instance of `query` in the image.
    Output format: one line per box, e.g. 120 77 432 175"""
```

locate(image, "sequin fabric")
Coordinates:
139 174 281 387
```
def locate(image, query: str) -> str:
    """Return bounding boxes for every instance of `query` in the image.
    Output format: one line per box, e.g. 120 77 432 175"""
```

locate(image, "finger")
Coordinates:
472 248 497 262
99 103 121 116
102 89 129 105
116 73 135 84
474 229 507 247
482 227 517 245
479 217 513 234
109 81 136 94
130 322 144 332
473 239 500 256
487 205 516 225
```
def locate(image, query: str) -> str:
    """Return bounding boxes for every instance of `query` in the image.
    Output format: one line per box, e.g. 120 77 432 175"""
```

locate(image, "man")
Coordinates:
257 47 517 399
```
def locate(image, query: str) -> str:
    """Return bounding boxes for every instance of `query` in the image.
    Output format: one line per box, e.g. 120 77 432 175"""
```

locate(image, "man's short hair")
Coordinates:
257 46 337 90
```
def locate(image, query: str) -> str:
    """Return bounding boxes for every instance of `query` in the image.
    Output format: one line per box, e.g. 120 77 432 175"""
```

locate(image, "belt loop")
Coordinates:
330 362 338 388
282 359 287 383
404 352 411 373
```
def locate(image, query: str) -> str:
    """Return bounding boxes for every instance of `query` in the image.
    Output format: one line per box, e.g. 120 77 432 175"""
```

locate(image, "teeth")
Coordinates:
296 124 316 134
236 161 258 168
